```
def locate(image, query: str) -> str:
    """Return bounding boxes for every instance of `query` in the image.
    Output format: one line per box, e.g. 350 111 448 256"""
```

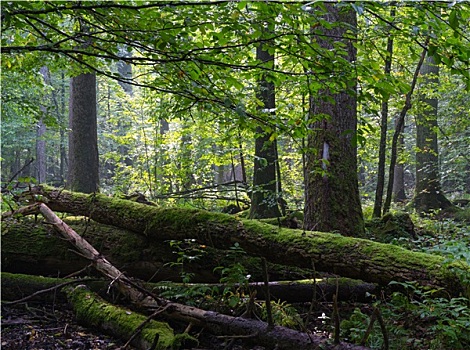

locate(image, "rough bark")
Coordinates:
304 4 364 235
68 73 99 193
16 187 470 297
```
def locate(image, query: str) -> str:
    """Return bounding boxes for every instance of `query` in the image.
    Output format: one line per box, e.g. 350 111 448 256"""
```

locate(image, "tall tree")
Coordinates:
249 32 281 219
303 4 364 235
372 8 394 218
248 16 281 219
67 73 99 193
36 67 48 184
411 55 452 213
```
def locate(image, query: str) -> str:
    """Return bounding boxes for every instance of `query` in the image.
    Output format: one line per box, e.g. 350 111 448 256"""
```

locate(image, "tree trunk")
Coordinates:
17 187 470 296
392 117 407 203
373 22 394 218
1 272 377 306
411 55 453 213
68 73 99 193
249 32 281 219
304 4 364 235
36 66 50 184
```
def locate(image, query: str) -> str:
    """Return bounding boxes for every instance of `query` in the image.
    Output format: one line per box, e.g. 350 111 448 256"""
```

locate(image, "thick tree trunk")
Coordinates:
15 187 470 297
304 4 364 235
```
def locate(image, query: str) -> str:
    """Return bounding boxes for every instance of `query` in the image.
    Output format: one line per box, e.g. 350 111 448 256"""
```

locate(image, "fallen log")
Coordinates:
1 272 377 304
5 202 370 350
64 284 182 350
17 187 470 296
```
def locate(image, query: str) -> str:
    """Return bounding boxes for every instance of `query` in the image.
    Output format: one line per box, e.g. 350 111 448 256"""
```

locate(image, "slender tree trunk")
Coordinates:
59 72 67 184
383 38 430 214
392 119 407 202
67 73 99 193
249 31 281 219
304 4 364 235
36 66 51 184
36 120 47 183
373 20 394 218
411 55 452 212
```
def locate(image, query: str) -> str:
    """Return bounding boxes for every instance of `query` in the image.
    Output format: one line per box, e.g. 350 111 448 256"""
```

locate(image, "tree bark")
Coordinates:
68 73 99 193
304 4 364 235
373 20 394 218
249 28 281 219
17 187 470 297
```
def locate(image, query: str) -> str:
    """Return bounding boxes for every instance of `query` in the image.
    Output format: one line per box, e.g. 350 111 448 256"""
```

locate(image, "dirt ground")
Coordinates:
1 302 130 350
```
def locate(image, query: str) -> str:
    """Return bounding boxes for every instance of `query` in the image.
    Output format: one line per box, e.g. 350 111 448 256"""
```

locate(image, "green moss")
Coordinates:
239 218 469 292
65 285 174 349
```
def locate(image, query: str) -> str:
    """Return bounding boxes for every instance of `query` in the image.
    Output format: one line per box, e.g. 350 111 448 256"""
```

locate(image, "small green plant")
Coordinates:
213 243 252 310
166 239 206 284
256 300 303 328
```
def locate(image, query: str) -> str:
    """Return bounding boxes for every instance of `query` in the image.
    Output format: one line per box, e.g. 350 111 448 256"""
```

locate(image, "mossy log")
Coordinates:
1 272 376 305
4 202 370 350
11 187 470 296
64 285 183 350
1 217 220 282
2 218 314 284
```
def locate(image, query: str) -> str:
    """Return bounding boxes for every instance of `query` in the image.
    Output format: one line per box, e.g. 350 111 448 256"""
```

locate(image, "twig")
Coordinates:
332 293 340 344
262 257 273 329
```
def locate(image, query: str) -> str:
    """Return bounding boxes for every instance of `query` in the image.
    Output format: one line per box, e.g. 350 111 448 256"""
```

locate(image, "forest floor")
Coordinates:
1 302 128 350
1 300 279 350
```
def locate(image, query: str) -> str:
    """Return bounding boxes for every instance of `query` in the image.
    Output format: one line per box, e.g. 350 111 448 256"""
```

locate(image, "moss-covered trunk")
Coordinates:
16 187 469 297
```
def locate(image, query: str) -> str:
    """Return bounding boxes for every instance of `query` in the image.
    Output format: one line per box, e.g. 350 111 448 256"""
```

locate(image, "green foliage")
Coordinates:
165 239 206 284
341 281 470 350
256 299 303 328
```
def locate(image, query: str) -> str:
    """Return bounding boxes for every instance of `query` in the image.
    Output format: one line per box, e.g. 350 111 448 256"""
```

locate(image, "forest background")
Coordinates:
1 1 469 222
1 1 470 349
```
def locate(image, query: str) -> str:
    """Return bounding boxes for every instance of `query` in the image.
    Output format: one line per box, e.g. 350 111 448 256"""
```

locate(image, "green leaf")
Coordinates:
449 10 459 30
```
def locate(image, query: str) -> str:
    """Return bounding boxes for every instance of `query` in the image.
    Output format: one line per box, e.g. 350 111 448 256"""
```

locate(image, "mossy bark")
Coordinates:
1 272 376 305
20 187 470 297
2 218 310 283
65 285 180 350
303 5 364 236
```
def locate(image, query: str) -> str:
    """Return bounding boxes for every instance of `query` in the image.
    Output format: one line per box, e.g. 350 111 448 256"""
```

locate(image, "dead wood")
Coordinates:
18 187 470 296
65 284 179 350
3 202 370 350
